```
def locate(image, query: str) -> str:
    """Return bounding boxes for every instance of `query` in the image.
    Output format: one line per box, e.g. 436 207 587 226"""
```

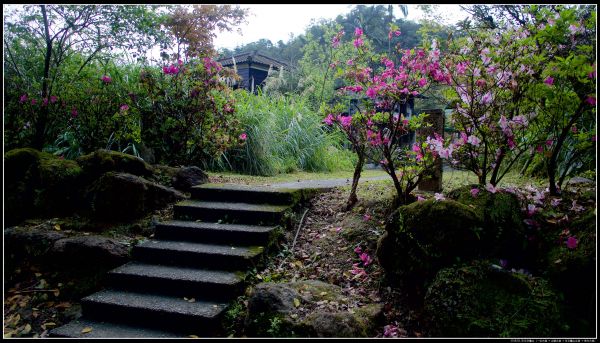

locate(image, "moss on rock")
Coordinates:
85 172 184 221
448 185 527 262
5 148 83 224
76 149 153 181
376 199 485 292
424 260 563 337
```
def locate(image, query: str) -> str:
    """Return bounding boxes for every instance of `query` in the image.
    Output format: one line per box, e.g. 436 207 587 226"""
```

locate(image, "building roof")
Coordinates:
217 51 288 69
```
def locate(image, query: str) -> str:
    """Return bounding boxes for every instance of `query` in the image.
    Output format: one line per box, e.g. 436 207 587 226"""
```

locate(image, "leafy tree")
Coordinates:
163 5 247 60
4 5 165 150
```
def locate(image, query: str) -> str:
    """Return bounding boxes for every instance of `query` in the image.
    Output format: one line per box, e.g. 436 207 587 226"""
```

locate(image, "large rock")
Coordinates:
86 172 184 221
245 280 382 337
4 148 83 225
49 235 130 270
172 166 208 191
424 260 563 337
4 226 68 279
447 185 527 262
376 199 484 293
76 149 153 181
302 303 383 338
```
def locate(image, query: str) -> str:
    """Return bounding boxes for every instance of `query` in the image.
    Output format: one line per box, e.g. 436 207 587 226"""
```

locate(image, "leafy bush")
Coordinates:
211 90 355 176
138 58 244 165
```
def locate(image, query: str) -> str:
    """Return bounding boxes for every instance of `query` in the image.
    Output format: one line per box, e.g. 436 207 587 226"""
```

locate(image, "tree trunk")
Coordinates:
33 5 52 150
344 151 365 211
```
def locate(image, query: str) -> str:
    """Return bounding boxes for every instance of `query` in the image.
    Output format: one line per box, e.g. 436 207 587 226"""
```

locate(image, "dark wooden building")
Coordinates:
217 51 288 93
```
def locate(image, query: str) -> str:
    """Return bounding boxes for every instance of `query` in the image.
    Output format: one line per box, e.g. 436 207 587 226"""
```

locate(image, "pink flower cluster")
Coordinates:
163 64 180 75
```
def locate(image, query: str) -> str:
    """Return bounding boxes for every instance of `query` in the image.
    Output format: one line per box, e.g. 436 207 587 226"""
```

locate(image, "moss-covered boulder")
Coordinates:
376 199 484 292
76 149 153 182
424 260 563 337
85 172 184 221
5 148 83 225
545 208 596 335
245 280 382 337
447 185 526 262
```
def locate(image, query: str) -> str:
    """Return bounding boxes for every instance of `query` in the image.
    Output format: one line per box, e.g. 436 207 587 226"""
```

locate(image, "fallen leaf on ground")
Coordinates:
81 327 93 334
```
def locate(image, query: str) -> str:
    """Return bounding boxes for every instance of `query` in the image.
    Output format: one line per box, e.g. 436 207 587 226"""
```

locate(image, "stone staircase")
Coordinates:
51 183 310 338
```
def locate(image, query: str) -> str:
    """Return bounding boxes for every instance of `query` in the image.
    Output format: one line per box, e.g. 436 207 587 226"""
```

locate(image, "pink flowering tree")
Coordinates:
441 6 595 193
138 57 244 165
324 26 445 206
441 25 543 187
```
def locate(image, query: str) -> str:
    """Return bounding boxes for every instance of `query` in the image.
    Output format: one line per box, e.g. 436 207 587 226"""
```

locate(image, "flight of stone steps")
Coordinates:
51 183 310 338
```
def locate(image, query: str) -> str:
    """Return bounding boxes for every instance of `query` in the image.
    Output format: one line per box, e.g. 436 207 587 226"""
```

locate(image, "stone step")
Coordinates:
107 262 245 300
49 318 181 338
191 183 300 205
132 239 264 270
173 200 290 225
81 289 228 334
155 220 279 245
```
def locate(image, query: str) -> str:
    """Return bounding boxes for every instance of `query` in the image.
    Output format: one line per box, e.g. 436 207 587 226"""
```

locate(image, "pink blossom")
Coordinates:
571 125 577 133
353 38 364 48
338 115 352 128
566 236 578 249
412 143 421 153
418 78 427 87
507 137 516 150
470 188 480 197
19 94 28 103
481 92 493 105
568 24 579 34
354 27 363 37
42 98 49 106
323 114 335 125
71 108 78 118
30 98 37 105
119 104 129 112
239 133 247 140
527 204 537 216
50 95 58 104
535 145 543 153
363 213 371 221
467 135 481 146
366 87 377 99
476 79 486 88
544 76 554 85
546 139 553 147
383 324 401 338
456 62 467 75
346 59 354 66
359 253 372 266
434 193 445 201
350 264 367 277
331 36 341 48
101 75 112 83
485 184 497 193
417 195 425 202
585 96 596 106
354 246 362 254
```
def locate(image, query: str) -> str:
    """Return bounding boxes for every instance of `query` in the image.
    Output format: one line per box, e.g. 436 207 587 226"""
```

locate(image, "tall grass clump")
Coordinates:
211 90 355 176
